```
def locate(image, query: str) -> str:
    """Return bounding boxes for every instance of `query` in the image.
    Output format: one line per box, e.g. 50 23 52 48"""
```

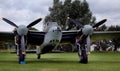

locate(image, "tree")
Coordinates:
108 25 120 31
44 0 96 30
44 0 63 23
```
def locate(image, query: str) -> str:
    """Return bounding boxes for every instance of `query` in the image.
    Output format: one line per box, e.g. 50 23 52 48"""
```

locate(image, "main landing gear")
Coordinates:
16 44 26 64
18 49 26 64
36 46 41 59
15 36 26 64
77 43 88 64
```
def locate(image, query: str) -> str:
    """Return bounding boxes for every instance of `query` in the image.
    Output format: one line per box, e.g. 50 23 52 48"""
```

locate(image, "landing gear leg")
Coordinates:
79 45 88 64
15 44 19 56
36 46 41 59
77 44 88 64
18 36 26 64
19 49 26 64
79 50 88 64
76 43 81 58
37 54 41 59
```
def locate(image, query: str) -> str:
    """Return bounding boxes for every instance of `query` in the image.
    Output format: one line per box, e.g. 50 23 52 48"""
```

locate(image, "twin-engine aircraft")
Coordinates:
0 17 120 64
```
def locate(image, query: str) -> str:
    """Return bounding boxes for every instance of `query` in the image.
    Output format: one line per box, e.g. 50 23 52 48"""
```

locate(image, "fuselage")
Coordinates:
41 22 62 53
40 22 94 53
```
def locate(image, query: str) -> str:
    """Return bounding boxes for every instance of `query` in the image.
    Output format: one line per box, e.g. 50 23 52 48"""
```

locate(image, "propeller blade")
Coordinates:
93 19 107 28
27 18 42 28
86 36 91 53
21 36 26 52
68 18 83 27
2 18 18 28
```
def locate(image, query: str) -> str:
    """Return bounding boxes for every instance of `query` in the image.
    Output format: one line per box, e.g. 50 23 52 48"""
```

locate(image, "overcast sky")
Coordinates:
0 0 120 31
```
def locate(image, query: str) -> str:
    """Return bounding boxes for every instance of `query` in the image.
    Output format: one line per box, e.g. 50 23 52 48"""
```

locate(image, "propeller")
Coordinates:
2 17 42 35
68 17 107 35
68 17 107 29
68 17 107 53
2 17 42 29
2 17 42 43
2 17 42 58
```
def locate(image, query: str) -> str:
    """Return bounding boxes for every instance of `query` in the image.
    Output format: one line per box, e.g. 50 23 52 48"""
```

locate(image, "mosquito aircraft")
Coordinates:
0 17 120 64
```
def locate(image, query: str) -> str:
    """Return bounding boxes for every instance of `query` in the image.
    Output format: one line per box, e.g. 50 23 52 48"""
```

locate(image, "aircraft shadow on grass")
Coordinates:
0 60 18 64
28 58 78 64
89 60 120 64
0 58 120 64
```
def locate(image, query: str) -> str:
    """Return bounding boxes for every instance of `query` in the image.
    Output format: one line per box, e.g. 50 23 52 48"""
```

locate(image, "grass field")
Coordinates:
0 52 120 71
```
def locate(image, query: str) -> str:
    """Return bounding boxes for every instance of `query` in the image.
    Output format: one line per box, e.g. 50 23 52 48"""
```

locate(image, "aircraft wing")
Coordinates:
0 30 120 45
27 31 45 45
92 31 120 41
61 30 78 43
0 31 14 42
0 31 45 45
61 30 120 43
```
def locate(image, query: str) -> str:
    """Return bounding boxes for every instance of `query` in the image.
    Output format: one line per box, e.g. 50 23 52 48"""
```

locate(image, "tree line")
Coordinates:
95 25 120 31
44 0 120 31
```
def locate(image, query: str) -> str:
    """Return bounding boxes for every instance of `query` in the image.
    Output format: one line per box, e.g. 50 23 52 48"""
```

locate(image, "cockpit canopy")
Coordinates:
44 22 59 32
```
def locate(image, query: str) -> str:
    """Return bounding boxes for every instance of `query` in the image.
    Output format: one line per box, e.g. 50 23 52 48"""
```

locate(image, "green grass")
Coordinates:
0 52 120 71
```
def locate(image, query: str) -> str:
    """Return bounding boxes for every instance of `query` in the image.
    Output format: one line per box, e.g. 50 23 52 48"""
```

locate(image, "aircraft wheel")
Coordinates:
37 54 41 59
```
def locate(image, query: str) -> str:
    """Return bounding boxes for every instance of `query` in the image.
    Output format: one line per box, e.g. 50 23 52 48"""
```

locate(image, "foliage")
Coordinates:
44 0 96 30
108 25 120 31
94 25 120 31
94 25 107 31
